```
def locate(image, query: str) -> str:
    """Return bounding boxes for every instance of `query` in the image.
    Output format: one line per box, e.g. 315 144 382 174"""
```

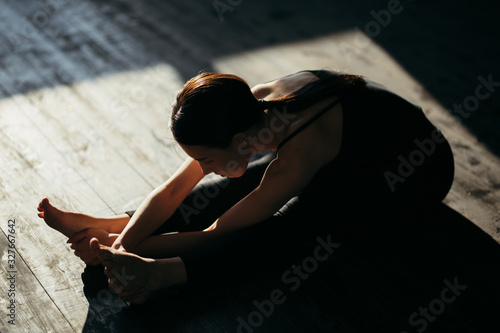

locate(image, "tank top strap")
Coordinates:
277 97 340 151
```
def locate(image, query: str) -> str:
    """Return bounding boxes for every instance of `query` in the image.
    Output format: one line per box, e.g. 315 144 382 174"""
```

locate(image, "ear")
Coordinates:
232 133 249 148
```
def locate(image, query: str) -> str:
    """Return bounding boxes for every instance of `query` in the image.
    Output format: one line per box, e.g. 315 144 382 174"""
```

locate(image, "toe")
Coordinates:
89 238 101 252
41 198 62 216
109 277 120 289
41 198 50 210
90 238 115 267
104 266 114 277
37 199 47 213
108 276 129 293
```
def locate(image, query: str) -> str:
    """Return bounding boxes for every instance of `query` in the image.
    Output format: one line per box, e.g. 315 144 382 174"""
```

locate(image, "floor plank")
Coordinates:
0 228 76 332
1 0 499 332
0 103 111 332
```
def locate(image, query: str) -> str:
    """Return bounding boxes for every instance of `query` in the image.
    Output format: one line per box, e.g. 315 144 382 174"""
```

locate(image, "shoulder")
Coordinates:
256 152 316 201
251 83 272 100
251 71 319 100
277 97 343 164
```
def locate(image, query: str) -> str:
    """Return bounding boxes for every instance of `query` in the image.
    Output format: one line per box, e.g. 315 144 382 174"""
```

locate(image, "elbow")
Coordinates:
204 221 218 233
154 182 181 205
203 220 230 239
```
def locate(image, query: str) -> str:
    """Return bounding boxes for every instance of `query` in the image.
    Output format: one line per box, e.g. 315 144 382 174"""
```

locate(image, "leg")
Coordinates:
86 197 309 303
89 152 276 301
179 194 339 286
41 152 274 267
37 198 130 237
125 151 276 256
110 171 393 297
175 139 455 286
38 198 131 265
90 238 187 304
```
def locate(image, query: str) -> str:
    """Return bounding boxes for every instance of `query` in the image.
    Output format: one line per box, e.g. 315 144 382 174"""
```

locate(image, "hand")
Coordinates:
111 239 127 252
67 228 118 265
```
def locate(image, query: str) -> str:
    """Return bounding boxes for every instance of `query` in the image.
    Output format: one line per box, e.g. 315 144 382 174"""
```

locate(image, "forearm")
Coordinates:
113 158 204 252
133 228 220 258
113 185 179 251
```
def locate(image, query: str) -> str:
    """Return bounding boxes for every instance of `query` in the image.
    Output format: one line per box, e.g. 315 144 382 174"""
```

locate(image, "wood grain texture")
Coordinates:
1 0 499 332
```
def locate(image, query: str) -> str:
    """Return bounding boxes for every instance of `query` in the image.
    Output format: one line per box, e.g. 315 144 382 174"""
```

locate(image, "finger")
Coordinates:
67 229 90 244
98 250 115 266
89 238 117 270
108 280 118 294
96 252 115 270
104 266 116 278
37 212 44 218
109 277 124 290
94 244 115 263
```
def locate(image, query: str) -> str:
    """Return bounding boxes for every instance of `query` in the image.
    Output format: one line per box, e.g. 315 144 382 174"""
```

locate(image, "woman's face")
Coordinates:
180 141 250 178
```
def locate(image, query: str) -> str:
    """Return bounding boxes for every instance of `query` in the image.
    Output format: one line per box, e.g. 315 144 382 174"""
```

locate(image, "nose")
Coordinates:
200 164 213 175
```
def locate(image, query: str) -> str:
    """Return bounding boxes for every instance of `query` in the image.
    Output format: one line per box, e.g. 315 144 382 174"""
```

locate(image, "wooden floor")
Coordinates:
1 0 500 332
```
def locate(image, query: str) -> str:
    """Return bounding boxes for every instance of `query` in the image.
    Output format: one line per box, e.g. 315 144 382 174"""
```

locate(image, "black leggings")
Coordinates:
128 132 454 285
130 152 312 284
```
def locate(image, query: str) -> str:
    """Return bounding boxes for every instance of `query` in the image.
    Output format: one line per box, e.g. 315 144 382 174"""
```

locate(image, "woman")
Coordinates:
38 69 454 303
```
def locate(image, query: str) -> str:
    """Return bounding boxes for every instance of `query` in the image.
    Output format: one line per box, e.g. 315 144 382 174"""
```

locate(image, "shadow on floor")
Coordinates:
80 203 500 332
3 0 499 155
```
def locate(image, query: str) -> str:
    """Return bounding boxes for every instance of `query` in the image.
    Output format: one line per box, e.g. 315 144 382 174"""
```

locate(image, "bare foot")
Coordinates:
37 198 129 237
90 238 187 304
37 198 88 237
68 228 119 266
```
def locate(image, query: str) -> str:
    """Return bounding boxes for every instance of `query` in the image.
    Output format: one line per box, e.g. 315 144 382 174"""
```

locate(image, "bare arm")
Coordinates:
132 149 323 258
114 80 287 254
124 75 337 257
113 157 205 252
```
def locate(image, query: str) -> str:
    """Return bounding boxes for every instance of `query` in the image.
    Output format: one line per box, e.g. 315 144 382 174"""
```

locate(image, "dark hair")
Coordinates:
171 70 365 148
171 73 261 148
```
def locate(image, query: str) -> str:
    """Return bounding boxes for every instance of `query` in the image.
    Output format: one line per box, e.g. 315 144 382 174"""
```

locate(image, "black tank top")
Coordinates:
276 97 340 151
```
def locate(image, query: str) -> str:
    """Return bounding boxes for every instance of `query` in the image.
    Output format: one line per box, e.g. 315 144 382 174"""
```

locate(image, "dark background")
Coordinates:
1 0 499 154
